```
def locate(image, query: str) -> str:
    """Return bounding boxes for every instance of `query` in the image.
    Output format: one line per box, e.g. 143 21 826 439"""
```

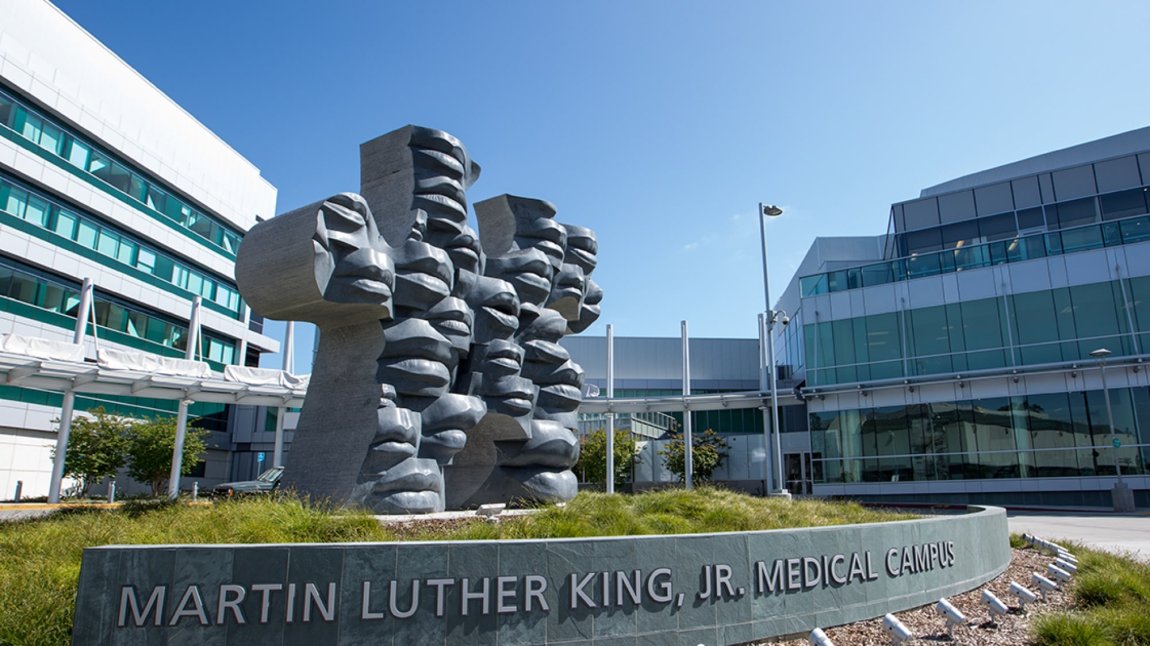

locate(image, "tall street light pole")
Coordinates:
1090 348 1135 512
759 203 790 498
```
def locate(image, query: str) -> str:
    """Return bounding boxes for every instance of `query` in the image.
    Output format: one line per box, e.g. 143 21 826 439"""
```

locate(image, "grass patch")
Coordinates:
0 497 389 646
0 488 912 645
1032 542 1150 646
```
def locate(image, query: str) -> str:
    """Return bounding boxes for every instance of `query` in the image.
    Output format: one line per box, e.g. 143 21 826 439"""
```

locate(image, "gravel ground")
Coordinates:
752 547 1071 646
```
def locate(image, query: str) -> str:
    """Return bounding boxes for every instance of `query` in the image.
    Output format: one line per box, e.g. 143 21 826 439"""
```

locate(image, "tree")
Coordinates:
576 428 639 485
124 416 208 496
52 407 129 497
658 428 729 483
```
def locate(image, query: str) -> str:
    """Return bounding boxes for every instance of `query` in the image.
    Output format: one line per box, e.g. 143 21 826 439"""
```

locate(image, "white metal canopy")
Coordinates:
0 352 307 408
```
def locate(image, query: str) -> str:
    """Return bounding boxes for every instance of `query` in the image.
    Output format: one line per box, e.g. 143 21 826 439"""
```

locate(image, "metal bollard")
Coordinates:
107 480 116 503
193 481 199 501
14 480 23 501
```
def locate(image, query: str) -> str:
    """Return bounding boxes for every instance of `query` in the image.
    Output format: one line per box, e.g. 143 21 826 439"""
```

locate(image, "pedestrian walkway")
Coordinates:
1007 510 1150 561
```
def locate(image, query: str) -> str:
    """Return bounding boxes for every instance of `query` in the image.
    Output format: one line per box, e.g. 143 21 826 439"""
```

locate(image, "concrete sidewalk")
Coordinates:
1007 510 1150 561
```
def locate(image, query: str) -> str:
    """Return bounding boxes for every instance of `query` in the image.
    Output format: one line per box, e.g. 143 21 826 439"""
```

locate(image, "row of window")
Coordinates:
0 86 244 258
898 187 1150 253
0 257 237 365
810 391 1149 483
0 174 242 316
800 207 1150 297
804 277 1150 386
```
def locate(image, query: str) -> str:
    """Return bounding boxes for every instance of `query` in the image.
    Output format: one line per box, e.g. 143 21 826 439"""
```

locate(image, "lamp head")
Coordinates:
1090 347 1113 359
761 204 783 217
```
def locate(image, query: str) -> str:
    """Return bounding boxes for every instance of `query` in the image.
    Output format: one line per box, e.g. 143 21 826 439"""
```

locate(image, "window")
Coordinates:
222 231 241 254
53 209 77 238
66 139 90 169
0 257 241 365
831 318 858 382
185 272 203 297
906 227 943 255
106 163 133 193
0 266 14 299
188 211 213 238
0 93 12 127
23 195 49 227
940 220 978 249
136 248 156 274
116 238 136 265
1017 207 1045 231
1100 188 1148 221
800 274 828 296
38 123 63 156
1069 282 1127 355
978 213 1016 241
96 229 119 258
38 283 69 313
87 151 111 178
20 112 43 143
126 311 148 338
186 461 207 478
865 313 903 379
172 265 189 290
144 186 167 212
0 86 244 258
4 185 27 218
76 220 97 248
8 273 38 303
960 299 1007 369
1060 225 1103 254
1048 198 1097 229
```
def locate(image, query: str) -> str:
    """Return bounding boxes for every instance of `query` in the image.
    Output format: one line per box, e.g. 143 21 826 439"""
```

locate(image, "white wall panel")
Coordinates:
906 275 945 309
1063 250 1112 285
0 0 276 227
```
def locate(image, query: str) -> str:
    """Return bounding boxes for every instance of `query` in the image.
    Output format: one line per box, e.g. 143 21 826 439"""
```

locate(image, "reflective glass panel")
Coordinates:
53 209 77 238
1099 188 1148 221
1017 207 1045 230
1060 224 1103 253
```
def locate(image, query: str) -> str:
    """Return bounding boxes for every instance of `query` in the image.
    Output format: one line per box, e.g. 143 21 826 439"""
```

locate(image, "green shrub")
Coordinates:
1033 613 1112 646
1033 542 1150 646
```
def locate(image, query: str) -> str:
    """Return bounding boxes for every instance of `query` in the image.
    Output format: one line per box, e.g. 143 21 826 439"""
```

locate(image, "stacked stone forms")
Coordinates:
236 125 600 513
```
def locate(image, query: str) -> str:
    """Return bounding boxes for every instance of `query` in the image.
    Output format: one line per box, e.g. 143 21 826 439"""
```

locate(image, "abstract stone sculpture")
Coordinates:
235 193 394 504
236 125 601 513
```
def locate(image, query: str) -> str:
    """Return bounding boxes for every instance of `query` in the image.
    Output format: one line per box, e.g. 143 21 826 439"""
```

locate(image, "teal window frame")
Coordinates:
0 84 246 260
0 255 238 369
0 172 243 319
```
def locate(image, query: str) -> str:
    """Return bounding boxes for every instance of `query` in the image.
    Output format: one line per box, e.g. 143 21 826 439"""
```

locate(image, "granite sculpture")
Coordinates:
235 125 601 513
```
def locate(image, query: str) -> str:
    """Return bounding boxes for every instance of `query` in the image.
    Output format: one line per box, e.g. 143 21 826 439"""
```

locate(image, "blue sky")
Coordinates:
52 0 1150 371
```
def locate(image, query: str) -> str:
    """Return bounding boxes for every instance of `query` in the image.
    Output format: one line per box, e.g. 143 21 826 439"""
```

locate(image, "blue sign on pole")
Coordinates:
257 451 266 464
1112 438 1122 448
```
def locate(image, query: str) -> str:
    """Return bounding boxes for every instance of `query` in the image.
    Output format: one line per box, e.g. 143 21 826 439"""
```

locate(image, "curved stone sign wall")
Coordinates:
72 506 1009 645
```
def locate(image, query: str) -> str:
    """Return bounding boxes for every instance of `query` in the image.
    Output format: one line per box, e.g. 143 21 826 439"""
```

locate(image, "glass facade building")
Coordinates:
567 128 1150 507
777 127 1150 507
0 1 279 498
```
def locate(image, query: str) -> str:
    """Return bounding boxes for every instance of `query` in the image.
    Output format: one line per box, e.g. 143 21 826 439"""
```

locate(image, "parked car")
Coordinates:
211 466 284 498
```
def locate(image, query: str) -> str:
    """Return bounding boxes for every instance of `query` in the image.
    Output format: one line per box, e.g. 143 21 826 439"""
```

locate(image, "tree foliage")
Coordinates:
658 428 729 483
54 407 130 496
124 416 208 496
576 428 640 485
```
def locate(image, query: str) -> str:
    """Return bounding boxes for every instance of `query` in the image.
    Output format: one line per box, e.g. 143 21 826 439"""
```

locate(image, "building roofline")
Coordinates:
918 126 1150 198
